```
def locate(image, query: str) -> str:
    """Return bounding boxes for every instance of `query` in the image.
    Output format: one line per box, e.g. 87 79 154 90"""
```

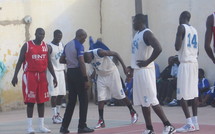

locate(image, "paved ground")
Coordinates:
0 102 215 134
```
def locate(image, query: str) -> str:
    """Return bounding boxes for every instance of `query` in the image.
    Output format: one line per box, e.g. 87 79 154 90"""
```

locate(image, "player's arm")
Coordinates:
59 47 67 64
175 25 185 51
98 49 128 75
11 43 27 87
204 15 215 63
137 30 162 67
47 46 58 88
78 55 90 89
47 44 52 54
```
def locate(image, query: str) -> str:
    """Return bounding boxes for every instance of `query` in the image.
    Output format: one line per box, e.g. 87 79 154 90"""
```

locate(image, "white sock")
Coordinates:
56 105 61 114
186 117 193 125
27 118 33 129
38 117 44 128
191 116 198 124
52 107 57 116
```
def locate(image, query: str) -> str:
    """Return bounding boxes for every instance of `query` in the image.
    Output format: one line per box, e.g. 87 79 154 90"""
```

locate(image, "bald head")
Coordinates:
179 11 191 24
75 29 87 44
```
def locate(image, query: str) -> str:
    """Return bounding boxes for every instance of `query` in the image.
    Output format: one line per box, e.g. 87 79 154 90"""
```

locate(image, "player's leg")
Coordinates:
95 101 106 129
26 103 35 134
142 106 154 132
191 97 199 130
121 97 138 124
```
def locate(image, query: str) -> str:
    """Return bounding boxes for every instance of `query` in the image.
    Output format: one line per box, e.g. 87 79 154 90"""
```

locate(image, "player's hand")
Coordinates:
84 81 90 90
53 78 58 88
11 76 18 87
136 60 149 67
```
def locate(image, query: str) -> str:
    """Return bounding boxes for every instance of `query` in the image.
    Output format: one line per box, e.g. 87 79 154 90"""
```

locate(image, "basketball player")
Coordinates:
11 28 57 134
47 30 66 124
174 11 199 132
131 14 176 134
84 48 138 129
205 12 215 63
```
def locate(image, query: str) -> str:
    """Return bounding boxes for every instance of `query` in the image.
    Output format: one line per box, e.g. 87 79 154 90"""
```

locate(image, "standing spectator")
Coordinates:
11 28 57 134
84 49 138 129
174 11 199 132
204 12 215 63
59 29 94 134
131 13 175 134
47 30 66 124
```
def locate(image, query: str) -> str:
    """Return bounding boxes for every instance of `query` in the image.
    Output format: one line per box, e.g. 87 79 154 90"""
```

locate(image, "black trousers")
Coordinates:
62 68 88 129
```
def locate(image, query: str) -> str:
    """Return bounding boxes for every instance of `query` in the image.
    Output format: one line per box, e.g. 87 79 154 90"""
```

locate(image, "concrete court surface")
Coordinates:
0 102 215 134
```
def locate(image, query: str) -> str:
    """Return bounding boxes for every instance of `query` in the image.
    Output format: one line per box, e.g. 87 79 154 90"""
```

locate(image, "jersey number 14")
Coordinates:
187 33 197 48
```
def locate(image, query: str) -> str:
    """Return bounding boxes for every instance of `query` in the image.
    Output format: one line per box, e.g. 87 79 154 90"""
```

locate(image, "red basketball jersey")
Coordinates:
23 40 48 72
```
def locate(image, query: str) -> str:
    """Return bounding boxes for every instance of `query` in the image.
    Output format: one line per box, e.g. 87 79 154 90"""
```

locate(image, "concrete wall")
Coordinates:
0 0 101 111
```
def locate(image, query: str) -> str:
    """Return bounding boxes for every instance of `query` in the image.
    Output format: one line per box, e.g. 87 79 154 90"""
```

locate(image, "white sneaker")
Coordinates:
162 125 176 134
194 123 200 131
38 127 51 133
52 114 62 124
131 112 138 124
27 127 35 134
142 129 155 134
176 124 195 132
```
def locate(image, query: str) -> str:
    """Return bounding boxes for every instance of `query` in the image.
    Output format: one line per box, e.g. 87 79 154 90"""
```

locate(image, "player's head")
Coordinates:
75 29 87 44
133 13 146 31
179 11 191 25
35 28 45 42
198 68 205 78
84 51 93 63
53 29 62 43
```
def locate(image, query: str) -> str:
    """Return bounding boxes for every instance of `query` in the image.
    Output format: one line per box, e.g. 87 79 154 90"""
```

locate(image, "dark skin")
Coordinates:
60 29 89 89
48 31 65 108
174 12 198 119
204 14 215 64
84 49 135 120
132 15 170 129
11 28 57 118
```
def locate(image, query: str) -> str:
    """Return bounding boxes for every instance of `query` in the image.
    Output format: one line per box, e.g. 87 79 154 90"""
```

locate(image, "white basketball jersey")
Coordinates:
91 49 117 76
178 24 198 63
49 42 65 71
131 29 154 69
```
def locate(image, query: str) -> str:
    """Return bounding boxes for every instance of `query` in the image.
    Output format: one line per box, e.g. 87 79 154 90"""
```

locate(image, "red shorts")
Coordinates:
22 71 49 104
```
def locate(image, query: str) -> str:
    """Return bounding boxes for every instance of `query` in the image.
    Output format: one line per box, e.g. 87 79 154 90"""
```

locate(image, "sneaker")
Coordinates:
78 126 94 133
131 112 138 124
94 119 105 129
52 114 62 124
162 125 176 134
38 127 51 133
27 127 35 134
176 124 195 132
168 99 178 106
142 129 155 134
194 123 200 131
60 126 70 134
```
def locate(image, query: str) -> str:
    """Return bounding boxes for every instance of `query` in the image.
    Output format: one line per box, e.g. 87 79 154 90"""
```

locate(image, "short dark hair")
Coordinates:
181 11 191 21
54 29 62 36
134 13 146 23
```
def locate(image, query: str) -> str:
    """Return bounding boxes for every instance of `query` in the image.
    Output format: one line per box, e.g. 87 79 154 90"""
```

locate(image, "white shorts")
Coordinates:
177 62 198 100
47 70 66 96
133 67 159 107
97 69 125 101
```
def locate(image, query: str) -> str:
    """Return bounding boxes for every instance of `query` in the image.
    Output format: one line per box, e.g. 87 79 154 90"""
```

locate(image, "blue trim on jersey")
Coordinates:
74 39 84 57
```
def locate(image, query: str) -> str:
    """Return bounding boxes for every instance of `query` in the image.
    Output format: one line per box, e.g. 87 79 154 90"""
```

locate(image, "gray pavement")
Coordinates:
0 102 215 134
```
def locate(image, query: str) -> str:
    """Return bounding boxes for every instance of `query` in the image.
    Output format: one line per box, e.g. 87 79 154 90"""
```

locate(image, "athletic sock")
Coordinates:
27 118 33 129
56 105 61 114
52 107 57 116
191 116 198 124
186 117 193 124
38 117 44 128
